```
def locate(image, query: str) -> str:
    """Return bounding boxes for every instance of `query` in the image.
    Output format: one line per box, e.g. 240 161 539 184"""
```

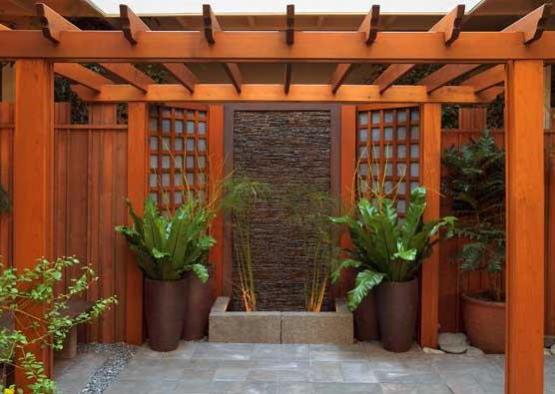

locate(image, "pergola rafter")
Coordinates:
372 4 465 94
329 5 380 94
284 4 295 94
119 5 198 93
203 4 242 93
419 3 552 93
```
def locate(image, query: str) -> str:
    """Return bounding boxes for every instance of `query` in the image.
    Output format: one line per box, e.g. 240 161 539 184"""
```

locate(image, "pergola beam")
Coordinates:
374 4 465 93
329 5 380 94
203 4 242 93
71 83 492 104
53 63 113 92
100 63 154 93
120 5 198 92
461 64 504 92
417 3 551 93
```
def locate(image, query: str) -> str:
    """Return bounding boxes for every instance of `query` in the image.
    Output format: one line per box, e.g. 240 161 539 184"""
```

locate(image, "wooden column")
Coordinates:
337 105 357 296
208 104 225 298
125 102 148 345
505 60 545 394
13 60 54 383
419 103 442 348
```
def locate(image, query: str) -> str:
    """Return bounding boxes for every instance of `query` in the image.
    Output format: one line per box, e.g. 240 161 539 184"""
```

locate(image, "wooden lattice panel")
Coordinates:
356 105 421 214
148 105 209 210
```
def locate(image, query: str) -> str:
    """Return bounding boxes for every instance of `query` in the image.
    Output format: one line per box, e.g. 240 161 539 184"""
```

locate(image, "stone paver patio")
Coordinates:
57 341 555 393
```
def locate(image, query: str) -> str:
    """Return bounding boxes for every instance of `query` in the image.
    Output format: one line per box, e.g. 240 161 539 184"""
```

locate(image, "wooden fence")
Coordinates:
0 103 553 342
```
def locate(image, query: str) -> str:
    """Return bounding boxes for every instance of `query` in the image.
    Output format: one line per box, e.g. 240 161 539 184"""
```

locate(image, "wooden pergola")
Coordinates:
1 2 551 393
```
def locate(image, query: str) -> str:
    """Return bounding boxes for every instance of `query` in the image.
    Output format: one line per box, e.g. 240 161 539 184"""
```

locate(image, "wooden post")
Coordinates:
125 102 148 345
337 105 357 296
208 104 225 298
419 103 442 348
505 60 545 394
13 59 54 383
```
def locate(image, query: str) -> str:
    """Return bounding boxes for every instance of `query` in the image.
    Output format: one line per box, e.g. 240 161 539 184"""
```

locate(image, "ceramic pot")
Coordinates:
182 272 214 340
376 279 418 352
462 293 505 354
353 291 379 341
144 277 187 351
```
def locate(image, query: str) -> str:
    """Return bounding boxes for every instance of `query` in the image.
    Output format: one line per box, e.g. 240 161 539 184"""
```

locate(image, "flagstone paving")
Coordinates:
56 341 555 393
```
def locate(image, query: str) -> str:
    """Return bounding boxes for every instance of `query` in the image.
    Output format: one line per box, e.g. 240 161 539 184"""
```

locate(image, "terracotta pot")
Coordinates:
375 279 418 352
353 291 379 341
144 277 187 352
182 272 214 340
462 293 505 354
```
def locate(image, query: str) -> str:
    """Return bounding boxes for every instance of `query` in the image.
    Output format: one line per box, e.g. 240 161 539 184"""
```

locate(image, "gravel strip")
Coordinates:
79 343 138 393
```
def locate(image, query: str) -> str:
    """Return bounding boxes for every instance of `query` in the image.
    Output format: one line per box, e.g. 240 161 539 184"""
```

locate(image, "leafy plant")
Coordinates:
0 257 116 393
116 196 215 282
331 187 456 311
281 185 339 312
221 177 270 312
442 130 505 301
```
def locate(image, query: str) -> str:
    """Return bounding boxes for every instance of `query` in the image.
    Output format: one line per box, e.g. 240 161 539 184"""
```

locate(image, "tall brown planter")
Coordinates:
183 273 214 340
353 291 379 341
376 279 418 352
462 293 505 354
145 277 187 352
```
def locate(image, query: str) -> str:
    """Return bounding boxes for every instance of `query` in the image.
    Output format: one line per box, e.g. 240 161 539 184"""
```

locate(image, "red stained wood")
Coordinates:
505 60 545 394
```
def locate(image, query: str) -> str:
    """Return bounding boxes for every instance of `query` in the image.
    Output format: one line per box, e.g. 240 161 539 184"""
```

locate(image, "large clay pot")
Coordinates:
182 272 214 340
353 291 379 341
375 279 418 352
462 293 505 354
145 277 187 351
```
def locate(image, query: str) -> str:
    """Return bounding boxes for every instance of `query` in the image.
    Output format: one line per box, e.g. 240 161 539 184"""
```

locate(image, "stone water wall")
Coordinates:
232 110 331 311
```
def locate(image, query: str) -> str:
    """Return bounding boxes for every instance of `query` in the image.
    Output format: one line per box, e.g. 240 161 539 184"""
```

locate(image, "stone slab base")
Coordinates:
209 297 353 345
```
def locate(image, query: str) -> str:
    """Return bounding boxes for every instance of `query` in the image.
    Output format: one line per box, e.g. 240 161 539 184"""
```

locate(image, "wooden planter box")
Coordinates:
208 297 353 345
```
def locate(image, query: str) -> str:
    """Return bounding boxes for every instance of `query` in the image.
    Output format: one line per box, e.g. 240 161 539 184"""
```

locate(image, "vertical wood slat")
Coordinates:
0 102 13 267
337 105 357 297
126 102 148 345
14 59 54 383
419 103 441 348
208 104 225 298
505 60 545 394
547 122 555 335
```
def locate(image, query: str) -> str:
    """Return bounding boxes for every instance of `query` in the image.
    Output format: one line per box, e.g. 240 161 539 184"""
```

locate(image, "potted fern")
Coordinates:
116 197 214 351
331 187 455 352
442 130 505 353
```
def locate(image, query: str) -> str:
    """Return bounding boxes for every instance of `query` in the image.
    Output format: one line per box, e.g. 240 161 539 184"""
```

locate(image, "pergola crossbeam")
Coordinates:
202 4 242 93
71 83 490 104
36 2 79 43
329 5 380 94
100 63 154 93
374 4 465 94
417 3 551 93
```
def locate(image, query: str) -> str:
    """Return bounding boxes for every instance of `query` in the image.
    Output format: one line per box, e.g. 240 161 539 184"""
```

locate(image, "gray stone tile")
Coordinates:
381 383 452 394
374 369 443 384
117 359 214 380
439 372 485 394
55 352 107 393
252 344 309 360
212 381 278 394
309 361 344 382
313 382 383 393
214 366 249 381
134 341 196 359
193 343 253 360
342 361 380 383
277 382 315 394
105 379 181 394
172 378 215 393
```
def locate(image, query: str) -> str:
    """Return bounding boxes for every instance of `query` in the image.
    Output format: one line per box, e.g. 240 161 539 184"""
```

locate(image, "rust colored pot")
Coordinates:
144 277 187 352
462 293 505 354
353 291 379 341
182 272 214 340
376 279 418 352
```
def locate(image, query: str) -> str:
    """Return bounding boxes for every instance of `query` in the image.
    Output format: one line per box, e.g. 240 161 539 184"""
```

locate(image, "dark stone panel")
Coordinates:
232 111 331 311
